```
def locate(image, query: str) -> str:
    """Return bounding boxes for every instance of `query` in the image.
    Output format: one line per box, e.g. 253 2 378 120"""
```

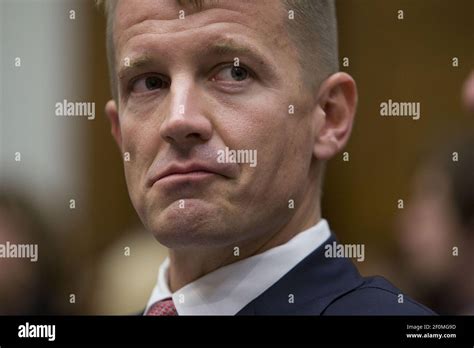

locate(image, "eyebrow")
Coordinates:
206 38 256 57
118 55 154 79
117 38 276 80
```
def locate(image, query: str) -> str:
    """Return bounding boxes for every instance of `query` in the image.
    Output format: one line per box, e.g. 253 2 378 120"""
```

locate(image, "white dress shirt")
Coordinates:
144 219 331 315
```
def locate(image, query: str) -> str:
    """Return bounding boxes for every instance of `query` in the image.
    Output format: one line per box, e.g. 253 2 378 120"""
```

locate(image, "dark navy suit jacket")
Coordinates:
141 234 435 315
236 234 435 315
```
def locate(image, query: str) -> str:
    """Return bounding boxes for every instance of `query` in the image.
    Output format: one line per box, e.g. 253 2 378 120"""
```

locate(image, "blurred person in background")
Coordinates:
396 134 474 314
0 190 60 315
91 226 167 315
463 70 474 113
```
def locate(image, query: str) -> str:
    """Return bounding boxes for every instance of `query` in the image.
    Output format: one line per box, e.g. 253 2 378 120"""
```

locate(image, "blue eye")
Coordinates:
214 66 249 82
131 75 168 93
144 76 163 89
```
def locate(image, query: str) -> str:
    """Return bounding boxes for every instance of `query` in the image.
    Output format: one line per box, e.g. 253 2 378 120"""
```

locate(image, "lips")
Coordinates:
147 162 234 188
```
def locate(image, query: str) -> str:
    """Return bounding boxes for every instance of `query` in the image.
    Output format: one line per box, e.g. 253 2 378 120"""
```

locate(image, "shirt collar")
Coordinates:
145 219 331 315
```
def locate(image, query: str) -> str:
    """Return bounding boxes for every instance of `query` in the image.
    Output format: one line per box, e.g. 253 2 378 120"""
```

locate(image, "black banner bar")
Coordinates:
0 316 473 346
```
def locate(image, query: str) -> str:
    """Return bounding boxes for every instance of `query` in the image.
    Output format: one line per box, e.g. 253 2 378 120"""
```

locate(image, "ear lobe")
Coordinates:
105 100 122 150
313 72 358 160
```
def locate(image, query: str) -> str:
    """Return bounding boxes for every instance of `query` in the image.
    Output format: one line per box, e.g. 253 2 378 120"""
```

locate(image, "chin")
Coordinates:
145 198 238 249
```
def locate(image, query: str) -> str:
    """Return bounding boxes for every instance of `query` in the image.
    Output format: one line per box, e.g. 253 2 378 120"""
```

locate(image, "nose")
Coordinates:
159 76 213 150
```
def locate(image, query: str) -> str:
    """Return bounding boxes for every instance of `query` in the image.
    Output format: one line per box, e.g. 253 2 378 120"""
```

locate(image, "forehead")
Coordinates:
113 0 289 56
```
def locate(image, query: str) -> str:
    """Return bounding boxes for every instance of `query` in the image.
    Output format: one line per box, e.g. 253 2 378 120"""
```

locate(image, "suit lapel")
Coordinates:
237 235 364 315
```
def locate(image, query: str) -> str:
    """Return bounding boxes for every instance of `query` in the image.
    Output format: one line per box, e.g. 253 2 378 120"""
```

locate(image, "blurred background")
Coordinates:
0 0 473 315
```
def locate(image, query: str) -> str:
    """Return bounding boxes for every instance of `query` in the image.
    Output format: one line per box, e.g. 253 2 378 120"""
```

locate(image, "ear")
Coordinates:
312 72 358 160
105 100 122 150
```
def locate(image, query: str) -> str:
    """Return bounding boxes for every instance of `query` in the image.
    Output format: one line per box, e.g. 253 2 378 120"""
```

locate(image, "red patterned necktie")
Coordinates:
146 298 178 316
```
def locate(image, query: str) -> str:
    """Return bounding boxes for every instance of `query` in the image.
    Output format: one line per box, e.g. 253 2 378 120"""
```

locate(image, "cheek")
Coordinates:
120 117 159 204
217 94 312 197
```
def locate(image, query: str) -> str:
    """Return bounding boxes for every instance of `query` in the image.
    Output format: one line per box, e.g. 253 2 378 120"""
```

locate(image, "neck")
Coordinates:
167 189 321 292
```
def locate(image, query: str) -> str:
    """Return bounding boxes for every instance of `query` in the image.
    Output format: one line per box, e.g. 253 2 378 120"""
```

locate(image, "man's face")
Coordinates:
112 0 318 248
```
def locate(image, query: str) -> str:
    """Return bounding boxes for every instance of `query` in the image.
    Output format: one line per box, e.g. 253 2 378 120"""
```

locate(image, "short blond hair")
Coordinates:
96 0 339 101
